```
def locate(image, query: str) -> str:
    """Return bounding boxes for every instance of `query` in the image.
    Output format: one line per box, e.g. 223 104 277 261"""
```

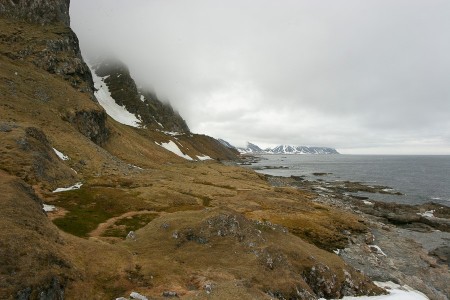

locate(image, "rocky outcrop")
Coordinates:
92 59 189 132
0 123 77 188
0 2 94 95
64 109 109 145
142 209 383 299
0 0 70 26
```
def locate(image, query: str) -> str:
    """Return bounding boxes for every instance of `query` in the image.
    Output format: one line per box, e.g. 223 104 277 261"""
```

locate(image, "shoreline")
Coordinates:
257 173 450 299
238 154 450 208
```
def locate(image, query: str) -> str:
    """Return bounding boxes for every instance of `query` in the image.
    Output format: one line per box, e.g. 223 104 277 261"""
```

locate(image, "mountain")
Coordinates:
267 145 339 155
217 138 237 150
237 142 266 154
236 142 339 154
0 2 384 299
91 59 189 133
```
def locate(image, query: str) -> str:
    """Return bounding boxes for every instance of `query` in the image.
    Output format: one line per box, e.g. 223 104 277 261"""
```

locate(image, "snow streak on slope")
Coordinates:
156 141 193 160
89 64 141 128
196 155 212 161
53 148 69 160
53 182 83 193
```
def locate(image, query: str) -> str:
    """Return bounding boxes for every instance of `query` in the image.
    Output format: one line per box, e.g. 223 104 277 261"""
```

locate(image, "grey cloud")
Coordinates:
70 0 450 154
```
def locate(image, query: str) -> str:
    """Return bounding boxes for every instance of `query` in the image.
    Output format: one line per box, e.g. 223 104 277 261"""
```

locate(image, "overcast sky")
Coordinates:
70 1 450 154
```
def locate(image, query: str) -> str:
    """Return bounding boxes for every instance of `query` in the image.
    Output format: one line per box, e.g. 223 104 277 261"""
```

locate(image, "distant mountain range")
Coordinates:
218 140 339 155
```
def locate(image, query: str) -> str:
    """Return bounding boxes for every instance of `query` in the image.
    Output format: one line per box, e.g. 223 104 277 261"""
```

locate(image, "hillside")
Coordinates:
0 2 388 299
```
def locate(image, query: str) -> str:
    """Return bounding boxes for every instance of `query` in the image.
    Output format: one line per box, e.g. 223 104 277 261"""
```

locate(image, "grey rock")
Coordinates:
130 291 147 300
162 291 178 297
126 231 136 240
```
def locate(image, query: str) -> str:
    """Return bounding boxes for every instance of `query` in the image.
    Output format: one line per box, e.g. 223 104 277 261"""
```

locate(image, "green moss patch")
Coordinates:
52 186 145 237
102 213 158 238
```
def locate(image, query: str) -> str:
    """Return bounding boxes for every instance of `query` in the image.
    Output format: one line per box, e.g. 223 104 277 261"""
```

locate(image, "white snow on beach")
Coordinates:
156 141 193 160
417 210 434 218
322 281 429 299
43 204 56 212
89 64 142 128
53 182 83 193
53 148 69 160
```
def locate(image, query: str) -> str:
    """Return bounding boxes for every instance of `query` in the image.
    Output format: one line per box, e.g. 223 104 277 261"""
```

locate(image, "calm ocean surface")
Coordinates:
251 155 450 207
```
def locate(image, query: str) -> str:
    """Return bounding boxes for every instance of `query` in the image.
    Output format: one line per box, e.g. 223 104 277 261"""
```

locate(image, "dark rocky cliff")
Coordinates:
0 1 108 146
0 0 93 94
93 59 190 133
0 0 70 26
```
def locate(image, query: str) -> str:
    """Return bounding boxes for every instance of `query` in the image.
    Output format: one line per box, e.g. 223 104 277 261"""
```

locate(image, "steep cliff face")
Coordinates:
92 59 190 132
0 0 93 95
0 0 70 26
0 1 109 146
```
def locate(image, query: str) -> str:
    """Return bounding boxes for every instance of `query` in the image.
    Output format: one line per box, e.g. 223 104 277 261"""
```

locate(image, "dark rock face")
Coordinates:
93 59 189 132
0 1 95 95
0 0 70 26
65 109 109 145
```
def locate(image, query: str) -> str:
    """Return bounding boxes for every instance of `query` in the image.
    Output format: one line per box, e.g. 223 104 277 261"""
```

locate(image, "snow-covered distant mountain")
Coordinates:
232 142 339 155
266 145 339 155
236 142 265 154
217 139 237 150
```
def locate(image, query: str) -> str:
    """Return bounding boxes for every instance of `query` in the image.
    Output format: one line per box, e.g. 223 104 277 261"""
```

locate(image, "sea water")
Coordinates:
251 155 450 207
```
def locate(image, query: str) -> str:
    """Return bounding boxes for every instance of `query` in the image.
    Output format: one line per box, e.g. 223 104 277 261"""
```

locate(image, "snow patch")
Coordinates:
417 210 434 218
128 164 143 170
130 292 148 300
156 141 193 160
43 204 56 212
197 155 213 161
89 64 141 128
322 281 429 299
369 245 387 256
363 200 374 206
53 182 83 193
140 95 145 102
53 148 69 160
160 130 183 136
